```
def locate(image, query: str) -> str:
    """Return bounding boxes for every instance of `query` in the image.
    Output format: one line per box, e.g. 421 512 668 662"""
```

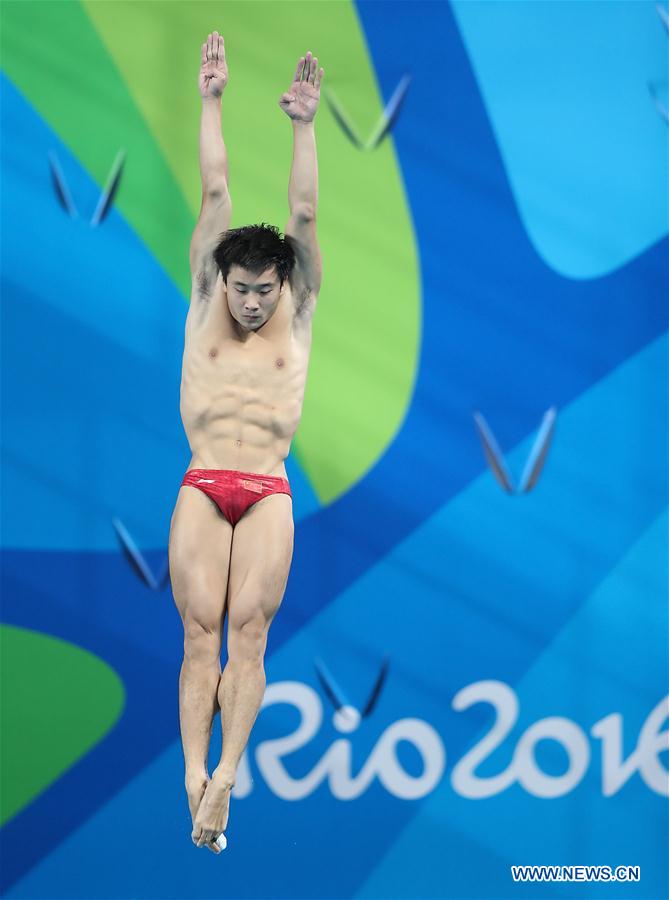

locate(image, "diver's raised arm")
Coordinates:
280 51 324 305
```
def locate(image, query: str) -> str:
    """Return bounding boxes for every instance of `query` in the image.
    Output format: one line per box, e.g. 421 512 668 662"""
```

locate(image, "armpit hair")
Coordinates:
295 285 312 316
195 268 212 299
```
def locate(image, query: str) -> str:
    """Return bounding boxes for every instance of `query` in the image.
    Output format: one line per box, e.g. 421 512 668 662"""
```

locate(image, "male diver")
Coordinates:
168 31 324 852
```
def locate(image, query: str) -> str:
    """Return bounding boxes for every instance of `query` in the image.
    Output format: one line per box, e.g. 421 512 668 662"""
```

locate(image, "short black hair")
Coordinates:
213 223 297 287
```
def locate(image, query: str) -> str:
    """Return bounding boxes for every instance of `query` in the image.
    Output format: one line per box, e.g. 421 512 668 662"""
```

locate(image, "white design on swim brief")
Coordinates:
196 478 216 483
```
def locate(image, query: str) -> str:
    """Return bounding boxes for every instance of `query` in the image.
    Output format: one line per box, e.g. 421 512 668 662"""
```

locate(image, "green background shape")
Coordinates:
1 0 419 503
0 624 125 826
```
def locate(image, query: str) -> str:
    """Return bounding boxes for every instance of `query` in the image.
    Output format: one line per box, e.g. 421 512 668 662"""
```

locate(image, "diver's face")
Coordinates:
225 265 282 330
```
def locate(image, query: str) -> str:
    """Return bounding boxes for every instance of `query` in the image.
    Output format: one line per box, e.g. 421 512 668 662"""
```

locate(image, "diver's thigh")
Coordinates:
226 493 294 627
168 485 234 627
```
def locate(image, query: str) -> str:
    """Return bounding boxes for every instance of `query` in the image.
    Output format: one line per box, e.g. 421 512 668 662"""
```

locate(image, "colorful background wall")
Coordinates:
1 1 667 898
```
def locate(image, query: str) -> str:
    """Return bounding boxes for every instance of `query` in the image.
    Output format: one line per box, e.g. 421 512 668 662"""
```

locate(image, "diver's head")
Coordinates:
214 223 297 330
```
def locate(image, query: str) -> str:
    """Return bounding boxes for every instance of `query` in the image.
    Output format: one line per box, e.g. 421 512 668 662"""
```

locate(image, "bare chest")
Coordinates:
182 309 311 398
189 337 302 389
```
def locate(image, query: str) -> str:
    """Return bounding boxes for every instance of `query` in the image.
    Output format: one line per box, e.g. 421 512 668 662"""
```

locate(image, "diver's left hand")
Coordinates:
279 51 324 123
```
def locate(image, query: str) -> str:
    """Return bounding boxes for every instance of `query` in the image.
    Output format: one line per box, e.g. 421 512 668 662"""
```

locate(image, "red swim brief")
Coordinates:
181 467 292 527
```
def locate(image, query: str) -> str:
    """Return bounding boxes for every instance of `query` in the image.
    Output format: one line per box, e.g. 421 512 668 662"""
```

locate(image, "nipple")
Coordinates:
209 347 218 358
276 357 285 368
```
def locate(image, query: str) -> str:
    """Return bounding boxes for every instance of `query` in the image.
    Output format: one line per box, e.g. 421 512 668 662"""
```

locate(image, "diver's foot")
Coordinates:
192 766 234 850
185 772 221 854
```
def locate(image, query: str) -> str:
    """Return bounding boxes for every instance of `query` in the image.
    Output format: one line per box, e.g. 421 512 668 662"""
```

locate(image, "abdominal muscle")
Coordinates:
179 290 311 478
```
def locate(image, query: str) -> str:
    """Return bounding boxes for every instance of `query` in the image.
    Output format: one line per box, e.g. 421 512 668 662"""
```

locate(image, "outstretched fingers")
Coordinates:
204 31 223 62
302 51 312 82
293 54 304 82
293 51 324 89
201 31 225 71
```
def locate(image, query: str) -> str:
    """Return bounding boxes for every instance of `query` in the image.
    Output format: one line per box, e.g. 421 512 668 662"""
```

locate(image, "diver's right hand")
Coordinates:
199 31 228 99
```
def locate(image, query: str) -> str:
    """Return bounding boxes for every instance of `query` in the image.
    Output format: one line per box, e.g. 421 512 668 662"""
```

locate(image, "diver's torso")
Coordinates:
180 274 313 477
